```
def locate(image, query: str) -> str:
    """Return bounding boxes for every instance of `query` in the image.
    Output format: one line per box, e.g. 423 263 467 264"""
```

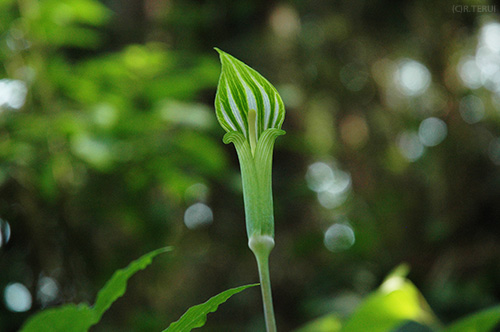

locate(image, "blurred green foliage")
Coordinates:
296 265 434 332
1 0 499 331
444 305 500 332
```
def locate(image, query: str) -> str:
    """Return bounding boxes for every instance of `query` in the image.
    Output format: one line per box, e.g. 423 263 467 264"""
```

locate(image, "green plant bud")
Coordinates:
214 49 285 239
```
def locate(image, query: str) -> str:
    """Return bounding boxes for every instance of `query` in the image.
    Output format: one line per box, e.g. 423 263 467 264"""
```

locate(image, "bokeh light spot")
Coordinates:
184 203 213 230
269 4 301 39
398 131 425 162
459 95 485 124
4 283 32 312
306 162 335 193
395 59 431 96
6 28 31 51
306 162 352 209
71 135 113 169
471 22 500 93
0 219 11 248
418 117 447 147
318 190 349 209
481 22 500 53
475 46 500 91
37 277 59 307
0 79 28 110
458 57 482 89
324 223 355 252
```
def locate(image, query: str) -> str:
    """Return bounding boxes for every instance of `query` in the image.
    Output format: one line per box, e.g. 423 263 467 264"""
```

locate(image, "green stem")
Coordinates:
249 235 277 332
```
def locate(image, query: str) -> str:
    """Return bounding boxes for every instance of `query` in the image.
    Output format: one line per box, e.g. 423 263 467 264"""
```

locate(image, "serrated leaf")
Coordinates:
214 48 285 142
163 283 258 332
93 247 173 318
444 305 500 332
20 247 172 332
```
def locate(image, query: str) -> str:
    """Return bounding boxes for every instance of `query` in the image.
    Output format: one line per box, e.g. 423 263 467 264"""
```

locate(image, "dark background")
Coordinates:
1 0 499 330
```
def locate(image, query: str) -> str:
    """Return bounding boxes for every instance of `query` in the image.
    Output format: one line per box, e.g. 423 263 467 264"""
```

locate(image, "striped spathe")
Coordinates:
214 48 285 142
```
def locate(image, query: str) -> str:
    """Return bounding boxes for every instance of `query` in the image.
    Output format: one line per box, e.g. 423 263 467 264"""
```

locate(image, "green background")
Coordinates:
0 0 499 330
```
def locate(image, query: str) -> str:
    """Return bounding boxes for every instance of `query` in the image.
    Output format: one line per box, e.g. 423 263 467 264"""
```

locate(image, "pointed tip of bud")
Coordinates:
214 48 231 61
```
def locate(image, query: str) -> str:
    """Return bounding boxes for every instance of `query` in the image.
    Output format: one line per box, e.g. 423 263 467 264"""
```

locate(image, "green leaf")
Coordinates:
341 265 438 332
20 247 172 332
19 304 96 332
163 283 258 332
93 247 173 318
444 305 500 332
295 314 342 332
214 48 285 143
